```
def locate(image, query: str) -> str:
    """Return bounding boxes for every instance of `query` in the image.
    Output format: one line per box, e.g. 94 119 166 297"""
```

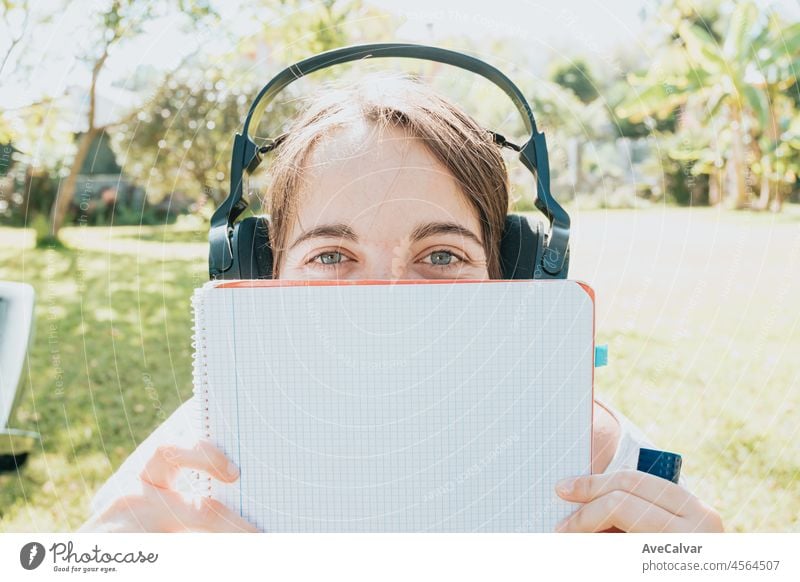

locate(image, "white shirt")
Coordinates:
595 397 691 492
88 396 691 518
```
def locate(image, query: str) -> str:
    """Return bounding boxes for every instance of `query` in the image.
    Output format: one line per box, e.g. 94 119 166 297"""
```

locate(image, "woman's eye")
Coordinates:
425 250 463 268
310 251 347 267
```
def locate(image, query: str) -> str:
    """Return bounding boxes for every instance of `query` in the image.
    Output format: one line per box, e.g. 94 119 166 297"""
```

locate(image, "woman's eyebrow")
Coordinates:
288 221 482 250
289 223 357 250
410 221 483 246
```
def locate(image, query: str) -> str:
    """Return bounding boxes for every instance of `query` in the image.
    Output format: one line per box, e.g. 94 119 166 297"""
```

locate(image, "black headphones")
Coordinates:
208 43 570 280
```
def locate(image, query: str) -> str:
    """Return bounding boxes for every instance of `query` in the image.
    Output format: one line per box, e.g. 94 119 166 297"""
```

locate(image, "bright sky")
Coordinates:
2 0 798 120
371 0 649 49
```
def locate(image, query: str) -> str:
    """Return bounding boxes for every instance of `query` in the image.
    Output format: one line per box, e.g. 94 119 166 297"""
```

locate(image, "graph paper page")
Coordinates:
191 279 594 532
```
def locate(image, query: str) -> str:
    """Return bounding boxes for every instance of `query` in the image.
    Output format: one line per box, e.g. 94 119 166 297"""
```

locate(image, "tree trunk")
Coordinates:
756 168 771 210
22 165 33 218
709 169 721 205
48 128 99 238
761 91 782 213
728 108 749 209
770 184 785 213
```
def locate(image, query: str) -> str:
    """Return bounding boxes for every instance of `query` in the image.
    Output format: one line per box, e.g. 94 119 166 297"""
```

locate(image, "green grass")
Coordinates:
1 206 798 532
0 224 207 531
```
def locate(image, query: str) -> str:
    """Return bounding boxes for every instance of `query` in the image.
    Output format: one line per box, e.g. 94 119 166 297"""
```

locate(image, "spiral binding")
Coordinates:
190 288 213 498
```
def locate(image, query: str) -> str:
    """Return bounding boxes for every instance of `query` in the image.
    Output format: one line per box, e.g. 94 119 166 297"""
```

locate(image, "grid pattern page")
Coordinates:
196 280 594 532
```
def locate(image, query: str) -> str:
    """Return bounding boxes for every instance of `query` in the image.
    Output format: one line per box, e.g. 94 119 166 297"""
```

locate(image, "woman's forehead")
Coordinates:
304 121 426 169
295 123 479 231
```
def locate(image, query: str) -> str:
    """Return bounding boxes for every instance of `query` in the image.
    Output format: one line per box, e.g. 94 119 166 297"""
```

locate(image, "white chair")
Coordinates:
0 281 40 471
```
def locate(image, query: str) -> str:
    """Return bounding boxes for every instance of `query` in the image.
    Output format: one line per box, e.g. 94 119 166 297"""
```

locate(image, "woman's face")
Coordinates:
277 121 490 280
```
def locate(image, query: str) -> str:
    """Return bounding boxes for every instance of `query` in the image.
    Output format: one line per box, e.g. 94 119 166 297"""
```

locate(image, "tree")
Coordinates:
749 11 800 211
45 0 216 241
549 58 599 104
119 65 252 206
0 0 30 79
616 0 800 209
0 1 31 149
120 0 398 211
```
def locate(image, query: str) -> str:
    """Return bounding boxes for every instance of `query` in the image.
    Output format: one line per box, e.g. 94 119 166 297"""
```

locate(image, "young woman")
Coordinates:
80 75 723 533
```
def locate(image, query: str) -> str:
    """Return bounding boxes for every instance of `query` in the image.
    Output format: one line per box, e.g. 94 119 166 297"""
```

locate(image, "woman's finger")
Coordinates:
556 470 699 517
135 490 258 532
85 488 259 533
139 439 240 491
556 490 686 533
138 483 204 531
182 497 261 533
93 488 190 532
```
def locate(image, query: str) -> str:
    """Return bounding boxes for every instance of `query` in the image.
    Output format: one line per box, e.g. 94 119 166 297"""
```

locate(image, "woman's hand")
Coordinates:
79 439 259 532
554 470 723 533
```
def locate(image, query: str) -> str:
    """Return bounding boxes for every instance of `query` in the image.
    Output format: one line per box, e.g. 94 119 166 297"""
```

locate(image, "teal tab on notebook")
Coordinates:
594 344 608 367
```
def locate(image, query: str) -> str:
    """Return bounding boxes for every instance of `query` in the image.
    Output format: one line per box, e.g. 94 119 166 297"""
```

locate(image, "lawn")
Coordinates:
0 206 798 532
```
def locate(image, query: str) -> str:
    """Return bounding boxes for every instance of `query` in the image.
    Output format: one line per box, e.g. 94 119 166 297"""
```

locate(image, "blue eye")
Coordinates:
318 251 342 264
309 251 348 269
426 250 463 268
430 250 453 265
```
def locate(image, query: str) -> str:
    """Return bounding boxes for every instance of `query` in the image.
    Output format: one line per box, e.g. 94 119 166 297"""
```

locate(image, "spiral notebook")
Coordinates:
191 279 595 532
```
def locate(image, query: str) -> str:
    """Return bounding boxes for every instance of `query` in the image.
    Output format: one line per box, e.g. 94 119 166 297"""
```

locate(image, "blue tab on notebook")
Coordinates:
594 344 608 367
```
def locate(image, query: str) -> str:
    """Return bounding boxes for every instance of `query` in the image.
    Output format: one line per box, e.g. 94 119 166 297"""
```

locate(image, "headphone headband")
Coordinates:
209 42 569 278
241 43 540 145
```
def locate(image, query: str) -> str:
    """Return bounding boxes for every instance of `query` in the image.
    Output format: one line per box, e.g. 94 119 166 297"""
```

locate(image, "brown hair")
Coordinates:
263 74 510 278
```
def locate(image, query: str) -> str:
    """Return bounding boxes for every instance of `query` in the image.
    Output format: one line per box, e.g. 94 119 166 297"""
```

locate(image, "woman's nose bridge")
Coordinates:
362 239 411 279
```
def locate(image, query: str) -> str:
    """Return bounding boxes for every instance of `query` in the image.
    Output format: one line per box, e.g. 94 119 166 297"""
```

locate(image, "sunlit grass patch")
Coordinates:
1 207 798 532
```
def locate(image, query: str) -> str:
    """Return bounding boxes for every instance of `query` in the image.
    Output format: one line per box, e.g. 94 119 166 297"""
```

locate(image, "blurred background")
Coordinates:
0 0 798 532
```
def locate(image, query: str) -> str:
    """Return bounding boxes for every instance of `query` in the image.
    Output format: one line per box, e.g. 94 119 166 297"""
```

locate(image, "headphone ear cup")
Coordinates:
231 215 273 279
499 214 542 279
